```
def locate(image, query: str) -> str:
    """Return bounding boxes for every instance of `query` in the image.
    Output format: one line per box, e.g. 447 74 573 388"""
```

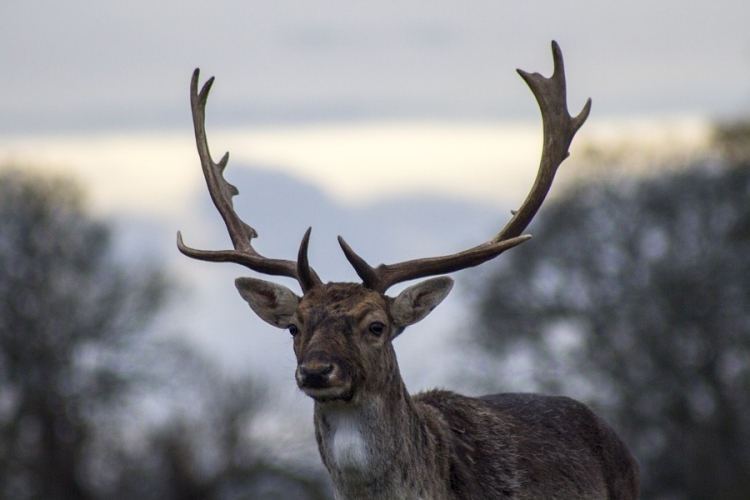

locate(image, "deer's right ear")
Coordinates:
235 277 300 328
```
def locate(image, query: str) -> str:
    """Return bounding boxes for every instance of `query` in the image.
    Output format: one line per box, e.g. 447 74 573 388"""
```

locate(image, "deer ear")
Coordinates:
391 276 454 329
235 277 300 328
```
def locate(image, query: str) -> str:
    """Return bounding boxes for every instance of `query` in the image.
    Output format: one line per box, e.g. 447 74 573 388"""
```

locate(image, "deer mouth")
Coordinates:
301 383 355 403
296 362 354 402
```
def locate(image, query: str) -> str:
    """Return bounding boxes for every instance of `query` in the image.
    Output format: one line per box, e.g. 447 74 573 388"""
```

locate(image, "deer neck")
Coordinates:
313 378 448 500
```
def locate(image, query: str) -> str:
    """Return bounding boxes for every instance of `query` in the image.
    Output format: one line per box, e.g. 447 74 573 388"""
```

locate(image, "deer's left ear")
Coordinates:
390 276 454 329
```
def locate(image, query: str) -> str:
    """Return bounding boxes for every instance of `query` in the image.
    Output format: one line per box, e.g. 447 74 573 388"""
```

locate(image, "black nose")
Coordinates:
298 362 334 388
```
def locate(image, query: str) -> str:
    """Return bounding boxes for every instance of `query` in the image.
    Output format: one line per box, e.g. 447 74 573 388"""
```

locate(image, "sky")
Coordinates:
3 1 743 213
2 1 750 133
0 0 750 132
1 0 749 444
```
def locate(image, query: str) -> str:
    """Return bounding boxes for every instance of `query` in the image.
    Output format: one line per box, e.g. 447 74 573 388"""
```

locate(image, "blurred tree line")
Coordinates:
470 122 750 500
0 168 329 500
4 117 748 500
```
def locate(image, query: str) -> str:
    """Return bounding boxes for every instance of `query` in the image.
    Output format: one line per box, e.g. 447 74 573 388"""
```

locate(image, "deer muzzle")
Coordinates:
296 354 352 401
298 361 334 387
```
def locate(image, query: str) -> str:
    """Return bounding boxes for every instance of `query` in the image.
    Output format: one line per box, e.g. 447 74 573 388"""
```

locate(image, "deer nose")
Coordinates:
298 361 334 388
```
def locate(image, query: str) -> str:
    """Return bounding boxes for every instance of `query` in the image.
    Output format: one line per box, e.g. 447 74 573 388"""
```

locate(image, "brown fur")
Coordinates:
280 283 640 500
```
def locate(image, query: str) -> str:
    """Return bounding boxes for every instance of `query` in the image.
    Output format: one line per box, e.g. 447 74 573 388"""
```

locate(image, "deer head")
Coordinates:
235 278 454 402
177 41 591 404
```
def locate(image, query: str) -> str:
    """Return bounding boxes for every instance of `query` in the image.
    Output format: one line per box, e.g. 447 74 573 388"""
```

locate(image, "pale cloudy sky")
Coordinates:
2 1 749 133
2 1 742 214
1 0 747 428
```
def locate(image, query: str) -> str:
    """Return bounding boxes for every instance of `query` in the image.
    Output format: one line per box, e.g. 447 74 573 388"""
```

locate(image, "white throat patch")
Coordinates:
329 411 369 470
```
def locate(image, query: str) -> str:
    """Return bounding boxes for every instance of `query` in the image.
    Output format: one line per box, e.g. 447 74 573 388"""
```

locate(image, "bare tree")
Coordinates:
470 159 750 499
0 167 167 499
0 166 330 499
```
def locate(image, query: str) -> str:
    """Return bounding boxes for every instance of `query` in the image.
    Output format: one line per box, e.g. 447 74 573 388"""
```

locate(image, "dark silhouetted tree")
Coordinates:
0 167 331 500
714 119 750 164
0 167 169 499
470 160 750 500
100 345 332 500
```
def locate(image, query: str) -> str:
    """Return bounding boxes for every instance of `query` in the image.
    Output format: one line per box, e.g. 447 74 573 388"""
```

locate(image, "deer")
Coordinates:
177 41 640 500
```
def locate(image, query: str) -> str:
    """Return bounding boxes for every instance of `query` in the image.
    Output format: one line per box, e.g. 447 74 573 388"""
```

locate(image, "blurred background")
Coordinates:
1 1 749 498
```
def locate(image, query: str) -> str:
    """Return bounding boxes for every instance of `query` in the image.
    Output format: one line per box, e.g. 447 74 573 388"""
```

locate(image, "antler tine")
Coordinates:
297 227 321 293
494 40 591 242
177 69 322 289
339 41 590 293
339 234 531 293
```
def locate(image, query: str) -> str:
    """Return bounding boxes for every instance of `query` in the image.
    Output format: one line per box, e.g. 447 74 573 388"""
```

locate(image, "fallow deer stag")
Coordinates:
178 42 639 500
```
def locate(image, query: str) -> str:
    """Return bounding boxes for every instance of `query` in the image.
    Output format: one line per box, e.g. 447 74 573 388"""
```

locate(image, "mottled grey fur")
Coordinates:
236 280 639 500
313 375 639 499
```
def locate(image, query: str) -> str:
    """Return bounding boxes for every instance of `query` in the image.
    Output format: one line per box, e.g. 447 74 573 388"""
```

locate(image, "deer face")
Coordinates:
235 277 453 403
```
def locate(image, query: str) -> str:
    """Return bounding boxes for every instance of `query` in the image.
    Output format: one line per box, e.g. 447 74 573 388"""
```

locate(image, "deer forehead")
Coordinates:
296 283 390 327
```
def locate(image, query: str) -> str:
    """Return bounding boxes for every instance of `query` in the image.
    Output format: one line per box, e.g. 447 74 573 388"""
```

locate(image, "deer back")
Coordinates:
414 391 639 499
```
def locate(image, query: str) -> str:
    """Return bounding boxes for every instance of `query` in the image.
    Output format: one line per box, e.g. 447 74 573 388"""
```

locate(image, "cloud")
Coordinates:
2 1 749 133
0 117 711 218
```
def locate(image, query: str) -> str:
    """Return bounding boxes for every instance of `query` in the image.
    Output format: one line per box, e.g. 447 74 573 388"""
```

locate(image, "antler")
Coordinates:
339 41 591 293
177 69 322 292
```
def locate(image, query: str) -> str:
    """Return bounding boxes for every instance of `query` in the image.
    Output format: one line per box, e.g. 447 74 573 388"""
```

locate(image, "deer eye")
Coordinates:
368 321 386 336
288 324 300 337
